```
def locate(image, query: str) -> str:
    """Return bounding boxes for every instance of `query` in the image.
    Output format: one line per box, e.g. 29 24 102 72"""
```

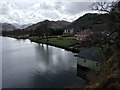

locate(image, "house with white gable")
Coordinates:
63 28 74 34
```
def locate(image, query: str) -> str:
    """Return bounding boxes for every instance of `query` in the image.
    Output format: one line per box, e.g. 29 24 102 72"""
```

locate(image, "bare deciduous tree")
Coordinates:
90 1 116 13
90 1 120 42
90 0 120 51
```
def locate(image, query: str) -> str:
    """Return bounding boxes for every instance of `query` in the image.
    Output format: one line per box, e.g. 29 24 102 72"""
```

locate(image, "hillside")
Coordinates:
86 51 120 89
65 13 109 33
0 23 17 31
12 23 31 29
25 20 70 31
1 13 109 33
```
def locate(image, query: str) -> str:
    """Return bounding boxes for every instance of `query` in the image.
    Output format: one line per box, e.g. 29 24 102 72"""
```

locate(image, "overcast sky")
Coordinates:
0 0 114 25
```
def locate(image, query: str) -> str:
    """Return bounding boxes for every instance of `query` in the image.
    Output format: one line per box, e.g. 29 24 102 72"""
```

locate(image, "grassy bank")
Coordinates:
29 36 80 53
86 51 120 89
7 35 80 53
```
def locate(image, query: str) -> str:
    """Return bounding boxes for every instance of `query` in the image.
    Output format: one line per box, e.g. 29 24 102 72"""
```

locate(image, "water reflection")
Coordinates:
77 64 96 84
2 37 85 88
33 44 77 74
76 52 101 83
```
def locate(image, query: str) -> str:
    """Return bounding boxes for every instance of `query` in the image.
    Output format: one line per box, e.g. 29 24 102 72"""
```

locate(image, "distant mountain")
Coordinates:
12 23 31 29
1 13 109 33
65 13 109 33
25 20 70 31
0 23 17 31
0 23 32 31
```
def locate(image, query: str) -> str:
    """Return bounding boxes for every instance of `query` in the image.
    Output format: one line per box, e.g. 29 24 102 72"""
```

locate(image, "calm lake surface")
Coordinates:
2 37 85 88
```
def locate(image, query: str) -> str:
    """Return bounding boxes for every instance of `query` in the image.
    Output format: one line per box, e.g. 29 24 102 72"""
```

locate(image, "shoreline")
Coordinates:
30 39 79 53
4 36 80 53
2 35 101 88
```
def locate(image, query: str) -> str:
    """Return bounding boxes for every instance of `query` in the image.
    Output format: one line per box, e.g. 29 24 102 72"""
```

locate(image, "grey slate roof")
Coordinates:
78 47 105 62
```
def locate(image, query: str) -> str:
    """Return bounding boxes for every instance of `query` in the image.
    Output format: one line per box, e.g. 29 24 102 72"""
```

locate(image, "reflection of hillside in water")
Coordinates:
2 37 85 88
77 64 97 84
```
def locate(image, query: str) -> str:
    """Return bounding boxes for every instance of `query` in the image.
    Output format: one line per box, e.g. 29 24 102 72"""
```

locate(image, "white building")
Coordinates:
63 28 74 34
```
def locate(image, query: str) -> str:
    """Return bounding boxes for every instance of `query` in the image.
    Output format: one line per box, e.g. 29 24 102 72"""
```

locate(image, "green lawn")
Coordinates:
28 36 40 41
46 37 76 47
29 36 77 47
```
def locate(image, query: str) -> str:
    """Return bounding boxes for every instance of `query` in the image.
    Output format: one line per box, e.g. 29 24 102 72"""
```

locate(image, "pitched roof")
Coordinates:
78 47 105 62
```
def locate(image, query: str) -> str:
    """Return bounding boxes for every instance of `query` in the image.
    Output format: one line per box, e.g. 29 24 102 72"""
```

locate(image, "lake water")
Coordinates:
1 37 85 88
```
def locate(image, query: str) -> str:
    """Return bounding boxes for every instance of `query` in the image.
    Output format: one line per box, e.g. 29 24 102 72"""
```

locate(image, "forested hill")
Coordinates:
0 23 16 31
24 20 70 31
65 13 109 32
1 13 110 36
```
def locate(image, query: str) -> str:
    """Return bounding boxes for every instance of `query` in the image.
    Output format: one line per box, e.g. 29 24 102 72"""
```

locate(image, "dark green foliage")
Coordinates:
52 29 64 35
65 13 109 32
109 1 120 50
2 29 30 36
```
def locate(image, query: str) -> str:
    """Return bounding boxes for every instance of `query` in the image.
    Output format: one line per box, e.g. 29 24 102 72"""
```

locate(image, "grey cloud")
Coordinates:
64 2 92 15
0 0 95 25
40 2 53 10
41 11 60 20
54 2 64 10
0 2 10 15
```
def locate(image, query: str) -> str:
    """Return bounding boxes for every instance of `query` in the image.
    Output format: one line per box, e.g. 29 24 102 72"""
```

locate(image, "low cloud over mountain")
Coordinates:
0 0 98 25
